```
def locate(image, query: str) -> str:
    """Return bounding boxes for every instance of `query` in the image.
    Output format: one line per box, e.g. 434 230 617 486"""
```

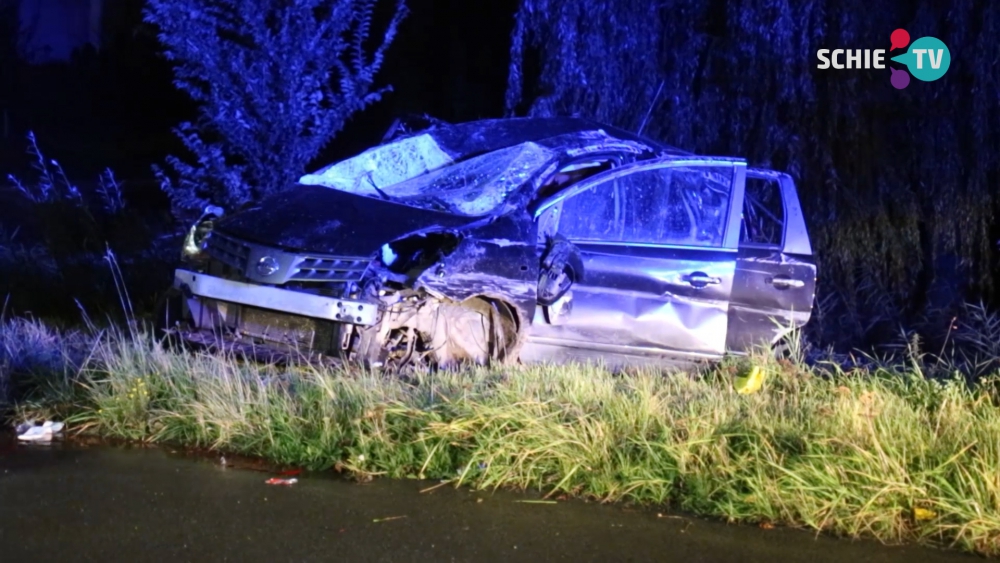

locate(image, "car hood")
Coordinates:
214 184 477 256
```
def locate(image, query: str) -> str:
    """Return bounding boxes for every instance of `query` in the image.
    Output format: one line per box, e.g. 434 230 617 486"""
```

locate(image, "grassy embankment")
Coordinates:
2 317 999 557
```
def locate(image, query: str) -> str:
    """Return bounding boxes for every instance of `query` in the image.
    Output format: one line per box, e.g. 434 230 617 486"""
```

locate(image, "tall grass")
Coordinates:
2 132 181 321
3 319 999 556
0 317 90 412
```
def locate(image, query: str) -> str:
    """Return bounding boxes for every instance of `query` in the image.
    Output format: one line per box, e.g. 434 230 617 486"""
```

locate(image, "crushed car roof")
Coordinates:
385 116 694 159
298 116 695 198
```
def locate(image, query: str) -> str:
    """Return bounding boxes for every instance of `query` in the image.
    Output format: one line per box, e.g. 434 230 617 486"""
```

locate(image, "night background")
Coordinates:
5 2 1000 557
1 0 999 354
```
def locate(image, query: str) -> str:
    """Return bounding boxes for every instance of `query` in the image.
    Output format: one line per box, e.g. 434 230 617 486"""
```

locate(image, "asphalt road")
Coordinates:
0 440 977 563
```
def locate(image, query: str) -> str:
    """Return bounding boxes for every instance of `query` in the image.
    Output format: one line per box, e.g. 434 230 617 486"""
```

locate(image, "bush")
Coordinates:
143 0 408 217
3 132 177 320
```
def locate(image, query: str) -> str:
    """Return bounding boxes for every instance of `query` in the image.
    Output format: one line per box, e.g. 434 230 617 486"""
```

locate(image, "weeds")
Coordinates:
7 132 83 205
2 132 180 322
0 316 88 412
4 319 999 556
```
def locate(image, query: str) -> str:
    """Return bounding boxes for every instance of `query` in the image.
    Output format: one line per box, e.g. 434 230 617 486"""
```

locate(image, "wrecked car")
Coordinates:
161 117 817 369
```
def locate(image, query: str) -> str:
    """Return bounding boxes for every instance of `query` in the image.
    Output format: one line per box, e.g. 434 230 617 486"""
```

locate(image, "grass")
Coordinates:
2 319 999 557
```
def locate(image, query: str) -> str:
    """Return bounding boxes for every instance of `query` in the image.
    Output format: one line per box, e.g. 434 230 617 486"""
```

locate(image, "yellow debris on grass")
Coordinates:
914 507 937 521
735 366 766 394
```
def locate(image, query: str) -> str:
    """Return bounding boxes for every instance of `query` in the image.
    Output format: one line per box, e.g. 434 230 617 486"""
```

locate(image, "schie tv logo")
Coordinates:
816 29 951 89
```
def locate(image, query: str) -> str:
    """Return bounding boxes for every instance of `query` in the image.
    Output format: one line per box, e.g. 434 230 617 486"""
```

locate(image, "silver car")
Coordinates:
161 117 817 369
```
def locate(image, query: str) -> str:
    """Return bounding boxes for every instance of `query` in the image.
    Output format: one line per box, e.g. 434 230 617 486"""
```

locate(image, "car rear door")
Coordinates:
523 158 747 364
725 169 817 353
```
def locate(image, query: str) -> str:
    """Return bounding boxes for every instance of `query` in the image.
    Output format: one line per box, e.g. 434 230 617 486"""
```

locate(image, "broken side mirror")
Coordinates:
537 235 583 307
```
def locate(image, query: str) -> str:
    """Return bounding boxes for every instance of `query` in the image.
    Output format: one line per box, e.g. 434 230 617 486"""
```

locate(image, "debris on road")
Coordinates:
419 481 450 494
656 513 686 520
265 477 298 486
372 515 407 523
16 420 65 443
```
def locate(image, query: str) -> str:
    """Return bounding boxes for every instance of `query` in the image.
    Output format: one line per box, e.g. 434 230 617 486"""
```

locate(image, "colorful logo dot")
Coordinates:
890 67 910 89
890 29 910 51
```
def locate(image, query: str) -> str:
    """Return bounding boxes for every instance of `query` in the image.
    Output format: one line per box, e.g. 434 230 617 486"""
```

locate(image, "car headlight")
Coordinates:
181 205 224 262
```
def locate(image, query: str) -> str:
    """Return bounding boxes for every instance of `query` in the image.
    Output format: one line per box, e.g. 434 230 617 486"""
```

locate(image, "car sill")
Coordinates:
524 336 723 361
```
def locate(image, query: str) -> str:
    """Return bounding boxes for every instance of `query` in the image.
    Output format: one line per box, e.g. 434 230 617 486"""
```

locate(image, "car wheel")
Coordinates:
358 297 520 371
381 326 432 371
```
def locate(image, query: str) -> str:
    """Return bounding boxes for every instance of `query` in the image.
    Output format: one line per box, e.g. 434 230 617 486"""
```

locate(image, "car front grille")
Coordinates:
289 256 369 283
206 231 250 272
206 231 369 285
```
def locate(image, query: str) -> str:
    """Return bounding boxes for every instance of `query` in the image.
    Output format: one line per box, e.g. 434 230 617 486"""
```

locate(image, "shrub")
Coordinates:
143 0 408 217
3 132 174 320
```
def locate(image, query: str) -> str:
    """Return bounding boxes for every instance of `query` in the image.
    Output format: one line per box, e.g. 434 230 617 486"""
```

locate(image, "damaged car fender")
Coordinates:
362 212 541 366
537 234 584 306
412 213 539 315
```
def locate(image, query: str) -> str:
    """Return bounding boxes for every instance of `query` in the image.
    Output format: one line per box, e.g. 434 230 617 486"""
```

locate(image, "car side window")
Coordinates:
557 165 735 247
740 176 784 247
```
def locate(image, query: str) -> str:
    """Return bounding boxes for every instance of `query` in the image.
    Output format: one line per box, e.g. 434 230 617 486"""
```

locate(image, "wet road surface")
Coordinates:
0 441 977 562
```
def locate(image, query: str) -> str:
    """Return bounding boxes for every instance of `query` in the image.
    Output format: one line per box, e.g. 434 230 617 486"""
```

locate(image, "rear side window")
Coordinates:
740 176 784 247
557 165 735 247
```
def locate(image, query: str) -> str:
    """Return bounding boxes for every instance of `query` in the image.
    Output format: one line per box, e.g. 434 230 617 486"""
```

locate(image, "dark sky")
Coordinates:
8 0 520 176
330 0 521 157
20 0 97 62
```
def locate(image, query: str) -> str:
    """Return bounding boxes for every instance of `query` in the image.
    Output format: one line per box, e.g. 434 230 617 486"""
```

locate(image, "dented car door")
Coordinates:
525 159 746 363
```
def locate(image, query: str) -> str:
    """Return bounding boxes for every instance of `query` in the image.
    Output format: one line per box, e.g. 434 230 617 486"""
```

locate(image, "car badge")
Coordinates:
255 256 280 277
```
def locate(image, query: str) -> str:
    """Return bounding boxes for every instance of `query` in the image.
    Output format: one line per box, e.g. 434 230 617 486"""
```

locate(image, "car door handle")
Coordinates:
685 272 721 288
770 276 805 290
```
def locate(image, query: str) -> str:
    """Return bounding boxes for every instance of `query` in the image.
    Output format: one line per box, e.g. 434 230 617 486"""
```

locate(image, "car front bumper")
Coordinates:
173 269 379 326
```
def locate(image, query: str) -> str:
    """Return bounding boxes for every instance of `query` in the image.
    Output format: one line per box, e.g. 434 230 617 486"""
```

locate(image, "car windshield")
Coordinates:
368 142 555 216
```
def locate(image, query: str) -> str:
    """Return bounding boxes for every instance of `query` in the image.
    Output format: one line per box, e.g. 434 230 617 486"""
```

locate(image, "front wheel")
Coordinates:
355 297 520 371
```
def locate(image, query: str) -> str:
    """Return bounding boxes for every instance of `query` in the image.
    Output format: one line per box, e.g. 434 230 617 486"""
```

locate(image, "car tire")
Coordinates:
356 297 519 371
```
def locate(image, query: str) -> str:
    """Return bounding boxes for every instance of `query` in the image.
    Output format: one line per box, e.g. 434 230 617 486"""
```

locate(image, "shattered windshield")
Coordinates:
367 142 555 217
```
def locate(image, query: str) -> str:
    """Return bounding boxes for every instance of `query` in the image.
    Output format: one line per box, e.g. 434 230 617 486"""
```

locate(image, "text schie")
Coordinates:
816 49 886 69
